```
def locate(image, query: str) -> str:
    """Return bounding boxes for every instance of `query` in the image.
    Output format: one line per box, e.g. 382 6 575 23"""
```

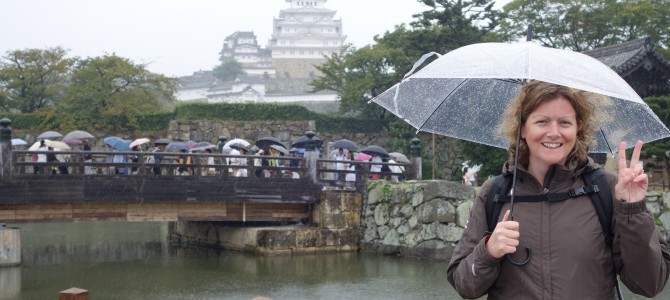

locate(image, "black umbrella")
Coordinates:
154 138 173 145
361 145 389 158
270 144 289 155
291 135 323 148
331 139 358 150
255 136 285 151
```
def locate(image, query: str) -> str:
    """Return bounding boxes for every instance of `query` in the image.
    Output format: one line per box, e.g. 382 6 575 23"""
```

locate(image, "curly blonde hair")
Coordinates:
499 81 611 168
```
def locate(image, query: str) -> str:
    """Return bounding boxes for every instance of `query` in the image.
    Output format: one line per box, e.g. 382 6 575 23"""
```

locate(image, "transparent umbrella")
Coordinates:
63 130 94 140
370 41 670 154
37 131 63 140
370 40 670 269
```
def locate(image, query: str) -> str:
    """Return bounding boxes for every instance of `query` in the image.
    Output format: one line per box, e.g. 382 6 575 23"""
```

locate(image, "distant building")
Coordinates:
269 0 347 78
175 0 342 108
219 31 276 78
584 36 670 98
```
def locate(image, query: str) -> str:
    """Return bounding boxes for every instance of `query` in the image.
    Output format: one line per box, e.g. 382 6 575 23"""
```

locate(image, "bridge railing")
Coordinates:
11 150 306 178
11 149 414 189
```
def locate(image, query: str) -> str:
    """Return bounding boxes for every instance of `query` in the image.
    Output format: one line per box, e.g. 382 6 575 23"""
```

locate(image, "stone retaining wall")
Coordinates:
360 180 474 260
360 180 670 261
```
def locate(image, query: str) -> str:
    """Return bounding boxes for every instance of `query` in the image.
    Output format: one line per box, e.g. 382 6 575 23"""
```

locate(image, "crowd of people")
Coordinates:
20 136 409 184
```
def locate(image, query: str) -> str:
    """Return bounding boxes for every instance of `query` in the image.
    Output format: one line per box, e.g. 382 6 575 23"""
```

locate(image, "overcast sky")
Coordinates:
1 0 509 77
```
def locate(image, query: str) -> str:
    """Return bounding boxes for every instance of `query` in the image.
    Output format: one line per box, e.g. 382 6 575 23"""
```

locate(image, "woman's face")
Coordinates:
521 95 577 170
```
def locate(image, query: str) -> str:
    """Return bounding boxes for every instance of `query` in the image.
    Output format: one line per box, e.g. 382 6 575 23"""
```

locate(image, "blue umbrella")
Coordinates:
110 139 131 151
104 136 122 147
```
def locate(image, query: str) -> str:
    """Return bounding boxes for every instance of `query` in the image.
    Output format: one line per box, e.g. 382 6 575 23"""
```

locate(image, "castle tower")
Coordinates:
269 0 347 78
219 31 275 78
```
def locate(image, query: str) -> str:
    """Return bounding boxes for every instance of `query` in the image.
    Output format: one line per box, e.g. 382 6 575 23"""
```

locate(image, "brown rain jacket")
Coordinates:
447 159 670 299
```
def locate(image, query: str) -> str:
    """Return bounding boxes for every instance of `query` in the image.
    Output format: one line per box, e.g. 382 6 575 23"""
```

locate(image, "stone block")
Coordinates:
377 225 390 240
374 203 389 226
256 230 296 250
415 199 455 224
296 229 321 248
383 229 400 246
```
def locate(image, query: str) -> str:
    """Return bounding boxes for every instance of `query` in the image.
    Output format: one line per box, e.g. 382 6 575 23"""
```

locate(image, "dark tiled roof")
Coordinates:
584 36 670 74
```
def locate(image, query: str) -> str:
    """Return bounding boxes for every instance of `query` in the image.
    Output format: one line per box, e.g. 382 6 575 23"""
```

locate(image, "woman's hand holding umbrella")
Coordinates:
486 210 520 259
615 140 648 203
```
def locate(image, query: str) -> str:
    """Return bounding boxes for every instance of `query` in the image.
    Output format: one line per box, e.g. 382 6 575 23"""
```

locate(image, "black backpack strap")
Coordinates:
484 174 513 235
582 167 614 248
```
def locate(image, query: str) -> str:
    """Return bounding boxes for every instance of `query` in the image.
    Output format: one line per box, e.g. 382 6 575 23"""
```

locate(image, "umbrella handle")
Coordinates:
506 247 531 266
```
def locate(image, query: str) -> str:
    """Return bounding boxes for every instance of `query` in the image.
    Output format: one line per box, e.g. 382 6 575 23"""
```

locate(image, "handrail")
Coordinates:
10 150 413 190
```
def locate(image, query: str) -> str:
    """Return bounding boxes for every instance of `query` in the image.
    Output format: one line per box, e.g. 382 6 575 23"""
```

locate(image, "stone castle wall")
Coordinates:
360 180 670 261
272 58 325 79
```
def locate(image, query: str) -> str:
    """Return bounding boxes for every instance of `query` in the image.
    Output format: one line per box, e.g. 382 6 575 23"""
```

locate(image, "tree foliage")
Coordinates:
0 47 73 113
310 44 410 118
213 58 244 81
498 0 670 56
57 55 176 131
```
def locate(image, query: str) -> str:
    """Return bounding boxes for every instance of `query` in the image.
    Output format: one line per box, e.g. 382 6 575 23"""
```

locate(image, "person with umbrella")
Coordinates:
447 81 670 299
83 139 93 175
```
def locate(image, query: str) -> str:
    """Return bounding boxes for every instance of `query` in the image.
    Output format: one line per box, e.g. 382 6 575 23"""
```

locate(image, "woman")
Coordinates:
447 81 670 299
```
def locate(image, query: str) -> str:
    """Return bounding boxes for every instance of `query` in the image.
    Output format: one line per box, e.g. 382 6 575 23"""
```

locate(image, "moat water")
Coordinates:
0 222 666 299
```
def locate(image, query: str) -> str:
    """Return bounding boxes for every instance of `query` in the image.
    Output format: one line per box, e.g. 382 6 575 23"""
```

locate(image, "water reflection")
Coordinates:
0 222 666 299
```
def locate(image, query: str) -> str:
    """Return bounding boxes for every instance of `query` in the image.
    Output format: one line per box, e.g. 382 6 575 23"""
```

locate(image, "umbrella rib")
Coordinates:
599 128 614 155
416 78 470 132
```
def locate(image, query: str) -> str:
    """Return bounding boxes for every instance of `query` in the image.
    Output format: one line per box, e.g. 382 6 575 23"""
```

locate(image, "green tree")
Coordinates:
0 47 73 113
213 58 244 81
310 44 410 118
498 0 670 55
58 55 176 131
643 95 670 170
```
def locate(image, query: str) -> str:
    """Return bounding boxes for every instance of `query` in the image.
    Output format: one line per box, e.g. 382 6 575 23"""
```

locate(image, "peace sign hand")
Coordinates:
614 141 648 203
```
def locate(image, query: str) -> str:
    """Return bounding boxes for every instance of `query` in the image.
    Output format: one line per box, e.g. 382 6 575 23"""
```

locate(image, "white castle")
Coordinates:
176 0 345 106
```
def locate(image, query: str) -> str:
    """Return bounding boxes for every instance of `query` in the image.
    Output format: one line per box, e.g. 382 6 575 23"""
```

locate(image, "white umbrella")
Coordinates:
223 138 250 150
29 139 70 151
45 139 71 150
11 138 27 146
371 41 670 153
130 138 151 148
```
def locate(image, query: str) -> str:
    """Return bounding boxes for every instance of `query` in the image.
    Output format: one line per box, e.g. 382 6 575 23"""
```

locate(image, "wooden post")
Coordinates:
0 118 12 178
59 287 89 300
0 226 21 266
410 138 422 180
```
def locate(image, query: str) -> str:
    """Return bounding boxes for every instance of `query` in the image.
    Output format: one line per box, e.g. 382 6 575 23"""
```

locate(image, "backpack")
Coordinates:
484 166 614 247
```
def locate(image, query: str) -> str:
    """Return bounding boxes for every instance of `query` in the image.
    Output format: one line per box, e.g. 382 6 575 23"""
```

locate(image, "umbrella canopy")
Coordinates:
154 138 173 145
270 144 289 155
388 152 410 163
255 136 285 151
62 138 83 146
110 139 131 151
228 143 249 153
104 136 122 147
190 142 216 152
63 130 94 140
37 131 63 140
354 152 372 161
11 138 27 146
166 142 190 151
223 138 250 150
45 139 71 150
130 138 150 148
370 41 670 153
361 145 389 158
291 135 323 149
331 139 358 150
